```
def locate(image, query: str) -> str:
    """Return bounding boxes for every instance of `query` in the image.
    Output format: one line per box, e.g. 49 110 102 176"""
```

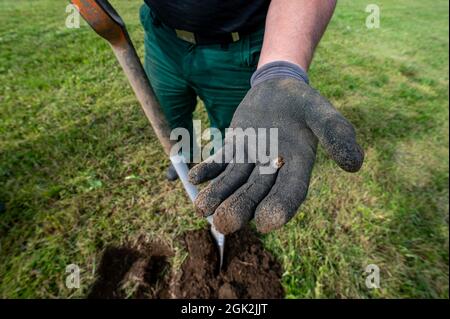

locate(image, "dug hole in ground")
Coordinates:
88 227 284 299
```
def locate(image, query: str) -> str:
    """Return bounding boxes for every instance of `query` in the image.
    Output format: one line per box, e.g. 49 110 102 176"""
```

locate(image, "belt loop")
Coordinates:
175 29 197 44
231 32 240 42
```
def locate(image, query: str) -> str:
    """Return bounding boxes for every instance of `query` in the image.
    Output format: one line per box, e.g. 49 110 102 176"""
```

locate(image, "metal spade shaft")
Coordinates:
71 0 225 269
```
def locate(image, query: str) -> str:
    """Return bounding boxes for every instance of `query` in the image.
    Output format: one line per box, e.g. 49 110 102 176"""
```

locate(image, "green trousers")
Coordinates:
139 4 264 153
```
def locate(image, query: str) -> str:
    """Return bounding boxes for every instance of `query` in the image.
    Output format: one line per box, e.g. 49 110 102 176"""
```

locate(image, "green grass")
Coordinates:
0 0 448 298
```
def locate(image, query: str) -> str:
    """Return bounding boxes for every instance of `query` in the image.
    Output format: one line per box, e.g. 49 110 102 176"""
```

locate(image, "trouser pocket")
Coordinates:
240 27 265 68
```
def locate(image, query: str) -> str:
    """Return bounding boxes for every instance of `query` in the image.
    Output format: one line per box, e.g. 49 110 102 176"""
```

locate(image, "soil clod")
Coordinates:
88 228 283 299
88 242 172 299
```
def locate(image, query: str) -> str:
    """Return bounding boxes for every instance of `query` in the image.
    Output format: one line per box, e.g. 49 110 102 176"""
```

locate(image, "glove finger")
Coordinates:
194 161 254 217
305 90 364 172
212 165 279 235
254 158 313 233
188 142 233 185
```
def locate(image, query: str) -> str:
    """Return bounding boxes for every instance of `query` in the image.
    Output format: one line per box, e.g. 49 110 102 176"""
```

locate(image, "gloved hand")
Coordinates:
188 61 364 234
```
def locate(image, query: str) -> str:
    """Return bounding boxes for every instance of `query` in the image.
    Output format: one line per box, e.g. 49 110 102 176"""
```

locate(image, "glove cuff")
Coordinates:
250 61 309 87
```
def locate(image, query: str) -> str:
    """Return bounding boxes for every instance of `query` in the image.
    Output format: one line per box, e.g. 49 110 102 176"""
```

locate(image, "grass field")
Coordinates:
0 0 448 298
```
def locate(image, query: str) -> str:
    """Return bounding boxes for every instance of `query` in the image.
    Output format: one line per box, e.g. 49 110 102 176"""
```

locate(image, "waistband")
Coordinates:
149 7 264 45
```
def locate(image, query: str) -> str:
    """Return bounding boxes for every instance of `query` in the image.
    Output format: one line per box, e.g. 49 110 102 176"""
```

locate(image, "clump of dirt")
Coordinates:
88 228 283 299
173 228 284 299
88 240 172 299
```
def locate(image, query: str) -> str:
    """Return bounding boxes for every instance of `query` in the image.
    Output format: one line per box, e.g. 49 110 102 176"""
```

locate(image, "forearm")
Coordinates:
258 0 337 71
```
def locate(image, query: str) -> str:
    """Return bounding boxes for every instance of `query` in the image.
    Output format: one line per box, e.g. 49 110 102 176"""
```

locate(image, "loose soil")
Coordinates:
88 228 284 299
88 240 172 299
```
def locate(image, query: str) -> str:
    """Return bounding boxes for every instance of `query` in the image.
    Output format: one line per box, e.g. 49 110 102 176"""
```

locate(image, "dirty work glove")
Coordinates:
188 61 364 234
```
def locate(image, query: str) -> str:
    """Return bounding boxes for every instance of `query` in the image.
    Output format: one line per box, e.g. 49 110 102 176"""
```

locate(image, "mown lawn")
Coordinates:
0 0 448 298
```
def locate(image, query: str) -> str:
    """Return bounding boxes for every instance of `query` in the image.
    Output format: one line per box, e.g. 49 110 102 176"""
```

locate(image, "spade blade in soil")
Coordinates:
208 215 225 270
